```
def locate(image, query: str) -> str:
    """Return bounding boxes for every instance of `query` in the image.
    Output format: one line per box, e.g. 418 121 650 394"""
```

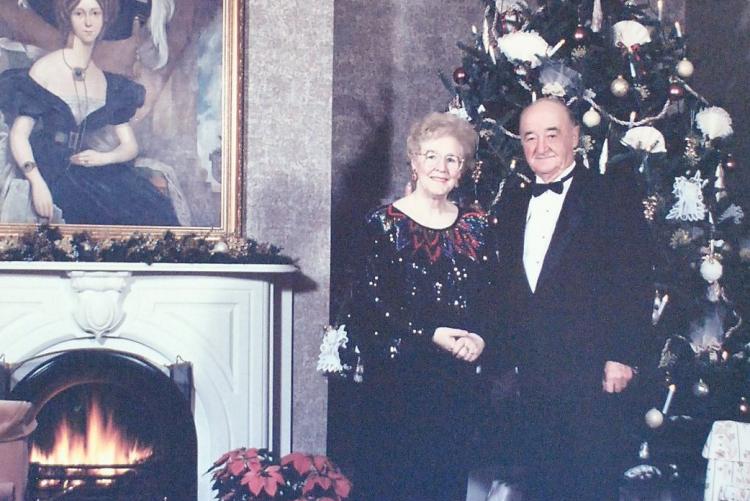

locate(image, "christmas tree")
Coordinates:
442 0 750 490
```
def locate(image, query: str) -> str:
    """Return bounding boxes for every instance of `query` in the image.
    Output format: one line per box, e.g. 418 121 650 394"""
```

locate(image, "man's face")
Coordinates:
519 100 580 183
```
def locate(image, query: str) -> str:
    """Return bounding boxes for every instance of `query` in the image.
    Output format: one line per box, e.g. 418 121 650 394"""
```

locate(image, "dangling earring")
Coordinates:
411 169 417 182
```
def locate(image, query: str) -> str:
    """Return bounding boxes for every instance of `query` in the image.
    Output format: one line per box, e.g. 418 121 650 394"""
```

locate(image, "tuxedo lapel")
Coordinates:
534 167 589 292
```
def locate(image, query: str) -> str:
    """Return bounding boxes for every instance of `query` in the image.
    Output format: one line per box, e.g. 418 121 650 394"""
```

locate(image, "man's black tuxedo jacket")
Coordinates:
487 165 654 402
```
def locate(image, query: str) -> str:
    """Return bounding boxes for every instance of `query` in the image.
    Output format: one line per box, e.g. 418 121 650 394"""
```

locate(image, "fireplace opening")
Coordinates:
10 349 197 500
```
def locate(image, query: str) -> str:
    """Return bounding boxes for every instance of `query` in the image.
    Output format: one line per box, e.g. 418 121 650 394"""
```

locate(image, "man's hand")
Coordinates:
602 361 634 393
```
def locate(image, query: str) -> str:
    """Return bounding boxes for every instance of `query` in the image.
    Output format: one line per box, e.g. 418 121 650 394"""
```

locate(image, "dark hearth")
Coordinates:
28 460 160 500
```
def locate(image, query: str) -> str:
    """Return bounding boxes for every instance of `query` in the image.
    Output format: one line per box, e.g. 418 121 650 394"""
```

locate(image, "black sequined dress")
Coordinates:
339 204 494 501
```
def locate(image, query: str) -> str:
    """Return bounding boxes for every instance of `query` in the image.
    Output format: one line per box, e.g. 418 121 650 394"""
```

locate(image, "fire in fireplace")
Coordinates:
10 349 197 500
29 391 154 498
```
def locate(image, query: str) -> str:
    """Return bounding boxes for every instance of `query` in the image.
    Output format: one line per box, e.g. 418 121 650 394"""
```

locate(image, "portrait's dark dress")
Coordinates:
339 204 494 501
0 68 178 226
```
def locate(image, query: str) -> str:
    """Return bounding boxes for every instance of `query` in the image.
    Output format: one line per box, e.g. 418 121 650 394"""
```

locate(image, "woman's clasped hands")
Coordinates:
432 327 485 362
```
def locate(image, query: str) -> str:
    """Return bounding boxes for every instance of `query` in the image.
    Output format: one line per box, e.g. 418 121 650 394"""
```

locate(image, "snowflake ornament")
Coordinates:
666 171 708 222
317 324 349 373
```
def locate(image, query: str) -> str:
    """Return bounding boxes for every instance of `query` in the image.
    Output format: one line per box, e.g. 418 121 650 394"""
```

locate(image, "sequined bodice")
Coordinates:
339 204 494 376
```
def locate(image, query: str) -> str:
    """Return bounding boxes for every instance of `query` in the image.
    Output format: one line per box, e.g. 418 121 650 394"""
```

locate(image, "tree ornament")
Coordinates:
610 75 629 97
676 58 694 78
700 255 723 283
692 379 710 397
715 163 727 198
452 67 467 85
666 170 707 222
684 135 700 166
725 154 737 170
212 240 229 254
638 441 650 460
740 397 749 415
645 407 664 428
668 82 685 101
582 108 601 127
472 160 483 184
573 25 588 44
696 106 734 140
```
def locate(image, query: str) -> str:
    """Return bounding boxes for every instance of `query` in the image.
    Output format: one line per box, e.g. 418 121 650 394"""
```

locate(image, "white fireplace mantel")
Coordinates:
0 261 296 500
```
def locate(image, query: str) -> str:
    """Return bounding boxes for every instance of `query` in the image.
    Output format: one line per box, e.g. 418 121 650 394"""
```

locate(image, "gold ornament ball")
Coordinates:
645 407 664 428
582 108 601 128
610 75 629 97
676 58 694 78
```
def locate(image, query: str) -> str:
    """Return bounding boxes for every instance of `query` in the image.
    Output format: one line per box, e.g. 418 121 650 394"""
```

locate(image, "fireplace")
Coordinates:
0 262 296 501
11 349 196 500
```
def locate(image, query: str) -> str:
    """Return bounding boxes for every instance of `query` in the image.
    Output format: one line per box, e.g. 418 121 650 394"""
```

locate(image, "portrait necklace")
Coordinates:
61 48 90 82
61 49 89 152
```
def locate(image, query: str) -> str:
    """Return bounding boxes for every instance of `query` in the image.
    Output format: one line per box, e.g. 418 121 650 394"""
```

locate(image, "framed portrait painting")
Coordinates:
0 0 243 237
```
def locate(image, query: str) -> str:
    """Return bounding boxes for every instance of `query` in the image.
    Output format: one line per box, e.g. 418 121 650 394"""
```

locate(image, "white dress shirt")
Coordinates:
523 163 576 293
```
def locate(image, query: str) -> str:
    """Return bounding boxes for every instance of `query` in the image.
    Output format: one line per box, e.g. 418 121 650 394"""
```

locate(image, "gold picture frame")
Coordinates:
0 0 244 238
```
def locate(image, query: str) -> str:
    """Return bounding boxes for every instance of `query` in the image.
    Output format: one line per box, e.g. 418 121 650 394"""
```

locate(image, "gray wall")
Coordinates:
331 1 480 311
245 0 334 454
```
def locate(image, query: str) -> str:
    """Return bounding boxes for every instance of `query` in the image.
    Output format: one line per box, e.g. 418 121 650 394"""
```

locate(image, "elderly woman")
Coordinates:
322 112 494 501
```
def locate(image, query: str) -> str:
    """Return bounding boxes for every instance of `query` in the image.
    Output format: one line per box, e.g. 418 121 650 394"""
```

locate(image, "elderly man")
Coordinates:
488 98 653 500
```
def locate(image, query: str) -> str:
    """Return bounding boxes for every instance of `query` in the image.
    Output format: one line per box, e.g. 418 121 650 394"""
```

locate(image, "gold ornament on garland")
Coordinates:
610 75 629 97
676 58 694 78
0 226 293 265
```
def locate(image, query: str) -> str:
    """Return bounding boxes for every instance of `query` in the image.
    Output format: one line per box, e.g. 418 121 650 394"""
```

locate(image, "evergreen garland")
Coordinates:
0 225 294 265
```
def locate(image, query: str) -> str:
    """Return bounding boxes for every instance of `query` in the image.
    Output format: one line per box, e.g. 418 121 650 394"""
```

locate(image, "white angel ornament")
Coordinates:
666 170 708 222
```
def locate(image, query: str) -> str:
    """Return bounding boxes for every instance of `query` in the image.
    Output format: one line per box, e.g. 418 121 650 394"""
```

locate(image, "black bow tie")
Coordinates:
531 170 575 197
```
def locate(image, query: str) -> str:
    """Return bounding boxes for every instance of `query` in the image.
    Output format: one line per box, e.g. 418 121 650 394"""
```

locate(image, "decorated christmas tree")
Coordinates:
442 0 750 490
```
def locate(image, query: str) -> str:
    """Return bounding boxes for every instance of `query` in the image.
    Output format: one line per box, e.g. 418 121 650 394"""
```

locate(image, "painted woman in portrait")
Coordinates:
0 0 179 225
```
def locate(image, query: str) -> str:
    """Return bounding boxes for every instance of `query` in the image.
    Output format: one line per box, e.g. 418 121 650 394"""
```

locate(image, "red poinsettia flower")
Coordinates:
282 452 313 475
241 463 285 497
301 457 352 499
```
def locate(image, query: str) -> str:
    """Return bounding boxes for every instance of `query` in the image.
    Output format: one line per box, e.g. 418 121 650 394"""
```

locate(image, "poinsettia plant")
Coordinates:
208 447 352 501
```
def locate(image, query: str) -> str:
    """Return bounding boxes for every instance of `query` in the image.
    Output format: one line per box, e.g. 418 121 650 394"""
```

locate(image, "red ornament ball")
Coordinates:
453 67 468 85
725 154 737 170
573 25 588 44
668 83 685 101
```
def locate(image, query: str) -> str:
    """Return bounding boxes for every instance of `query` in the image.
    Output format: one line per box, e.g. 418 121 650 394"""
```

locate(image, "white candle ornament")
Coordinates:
662 384 676 414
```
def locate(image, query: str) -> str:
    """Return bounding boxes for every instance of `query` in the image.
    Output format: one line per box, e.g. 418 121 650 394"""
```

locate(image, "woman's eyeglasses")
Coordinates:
416 151 464 170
